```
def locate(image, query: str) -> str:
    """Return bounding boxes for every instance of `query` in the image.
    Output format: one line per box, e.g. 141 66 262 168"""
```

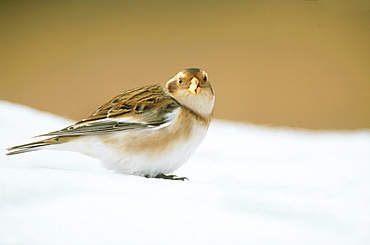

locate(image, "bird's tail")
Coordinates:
6 136 76 155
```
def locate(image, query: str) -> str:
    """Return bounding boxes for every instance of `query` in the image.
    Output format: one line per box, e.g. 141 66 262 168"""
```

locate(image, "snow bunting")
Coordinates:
6 68 215 180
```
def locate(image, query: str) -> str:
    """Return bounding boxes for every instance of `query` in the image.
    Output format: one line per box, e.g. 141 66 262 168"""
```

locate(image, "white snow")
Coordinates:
0 100 369 245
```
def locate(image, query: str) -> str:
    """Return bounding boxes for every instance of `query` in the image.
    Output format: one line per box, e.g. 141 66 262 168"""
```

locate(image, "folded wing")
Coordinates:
40 84 181 137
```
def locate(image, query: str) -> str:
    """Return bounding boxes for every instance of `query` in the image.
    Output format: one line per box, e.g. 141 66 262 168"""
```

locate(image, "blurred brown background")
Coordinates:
1 0 369 129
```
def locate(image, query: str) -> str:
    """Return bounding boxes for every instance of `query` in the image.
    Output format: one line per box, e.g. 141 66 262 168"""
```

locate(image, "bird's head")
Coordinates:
165 68 215 118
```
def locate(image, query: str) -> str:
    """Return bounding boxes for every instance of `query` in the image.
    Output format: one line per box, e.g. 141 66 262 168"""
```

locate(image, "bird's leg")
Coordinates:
152 173 189 181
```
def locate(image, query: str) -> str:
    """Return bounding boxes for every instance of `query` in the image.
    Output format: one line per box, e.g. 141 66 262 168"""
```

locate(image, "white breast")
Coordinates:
59 115 208 177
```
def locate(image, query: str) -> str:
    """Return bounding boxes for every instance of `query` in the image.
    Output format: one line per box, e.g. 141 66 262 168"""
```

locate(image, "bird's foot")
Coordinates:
146 173 189 181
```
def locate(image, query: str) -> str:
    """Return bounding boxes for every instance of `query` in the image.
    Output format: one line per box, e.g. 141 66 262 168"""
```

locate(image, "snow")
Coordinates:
0 100 369 245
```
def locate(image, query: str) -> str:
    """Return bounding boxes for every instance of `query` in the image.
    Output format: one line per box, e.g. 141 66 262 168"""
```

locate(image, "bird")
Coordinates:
6 68 215 180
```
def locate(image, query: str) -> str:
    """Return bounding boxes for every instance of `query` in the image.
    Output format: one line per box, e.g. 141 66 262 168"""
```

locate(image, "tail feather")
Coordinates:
6 139 54 155
6 136 78 156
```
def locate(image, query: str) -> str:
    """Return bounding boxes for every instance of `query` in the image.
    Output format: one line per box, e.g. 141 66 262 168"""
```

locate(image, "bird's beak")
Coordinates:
188 77 201 95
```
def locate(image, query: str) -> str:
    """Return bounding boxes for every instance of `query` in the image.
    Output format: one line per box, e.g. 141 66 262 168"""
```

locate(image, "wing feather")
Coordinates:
40 84 180 137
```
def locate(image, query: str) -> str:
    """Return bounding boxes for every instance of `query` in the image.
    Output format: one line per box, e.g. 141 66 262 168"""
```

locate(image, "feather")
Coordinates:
38 85 181 137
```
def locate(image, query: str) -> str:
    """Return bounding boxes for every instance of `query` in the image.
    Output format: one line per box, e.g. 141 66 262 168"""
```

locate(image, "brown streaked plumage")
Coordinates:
6 68 215 180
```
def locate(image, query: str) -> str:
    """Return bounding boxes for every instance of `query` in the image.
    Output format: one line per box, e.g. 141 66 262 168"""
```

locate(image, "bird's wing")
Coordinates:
39 84 181 137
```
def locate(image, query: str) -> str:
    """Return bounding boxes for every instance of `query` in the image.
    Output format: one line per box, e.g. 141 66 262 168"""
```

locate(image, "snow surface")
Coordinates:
0 100 369 245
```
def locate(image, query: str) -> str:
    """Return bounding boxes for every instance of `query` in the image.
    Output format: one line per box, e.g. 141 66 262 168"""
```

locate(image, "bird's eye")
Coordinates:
178 78 183 84
203 76 208 82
